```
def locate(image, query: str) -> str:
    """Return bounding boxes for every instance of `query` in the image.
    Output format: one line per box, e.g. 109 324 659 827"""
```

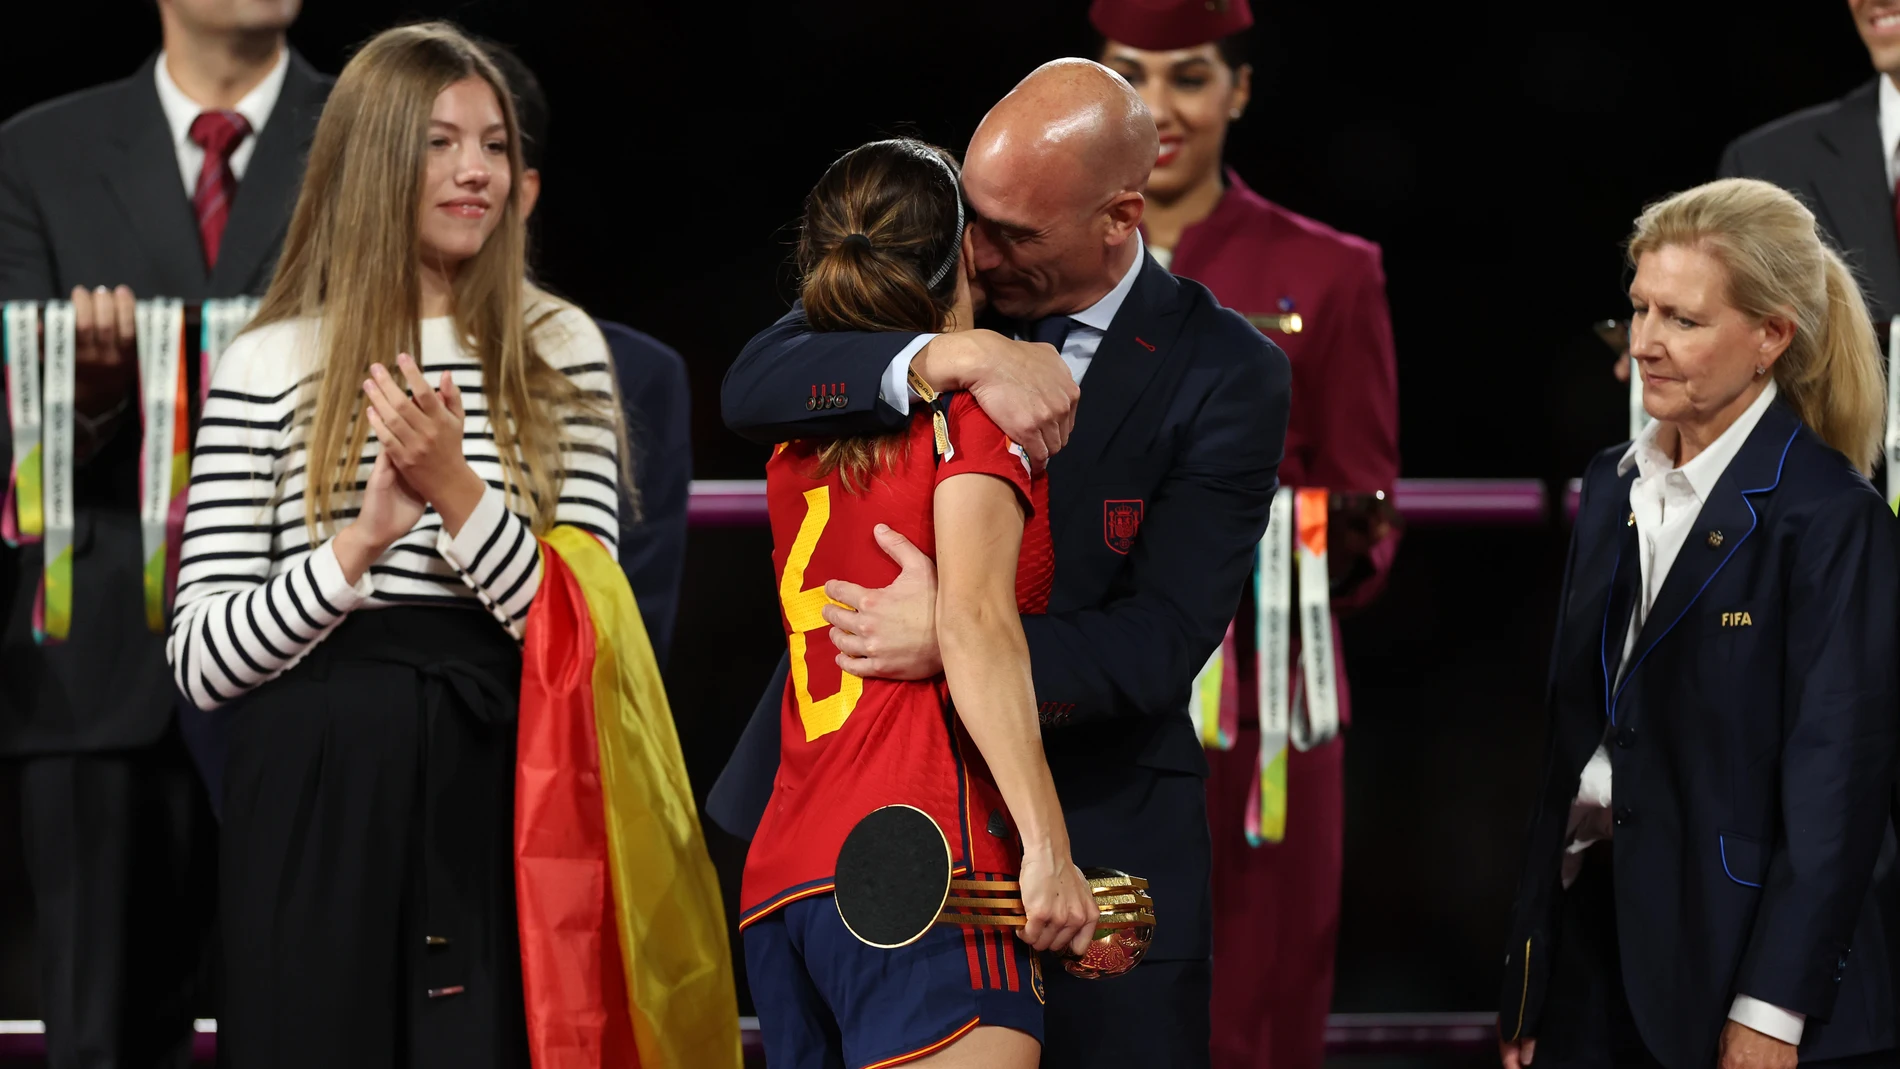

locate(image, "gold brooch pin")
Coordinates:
1707 530 1724 548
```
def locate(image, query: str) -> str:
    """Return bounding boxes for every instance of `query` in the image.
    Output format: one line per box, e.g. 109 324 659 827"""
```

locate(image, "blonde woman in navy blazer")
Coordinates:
1500 178 1900 1069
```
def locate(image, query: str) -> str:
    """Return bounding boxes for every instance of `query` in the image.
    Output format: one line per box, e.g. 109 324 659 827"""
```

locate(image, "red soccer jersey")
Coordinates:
740 393 1052 927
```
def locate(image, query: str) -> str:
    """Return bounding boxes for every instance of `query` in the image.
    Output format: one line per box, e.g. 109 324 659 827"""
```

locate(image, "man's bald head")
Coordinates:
969 59 1157 207
962 60 1158 319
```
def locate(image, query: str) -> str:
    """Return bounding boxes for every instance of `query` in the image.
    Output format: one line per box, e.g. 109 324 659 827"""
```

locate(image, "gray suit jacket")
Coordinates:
1719 78 1900 322
0 51 331 755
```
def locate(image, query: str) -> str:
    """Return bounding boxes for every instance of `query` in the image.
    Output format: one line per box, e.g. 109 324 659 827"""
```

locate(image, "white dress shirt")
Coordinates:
153 47 289 199
1879 74 1900 194
877 231 1148 409
1566 381 1802 1044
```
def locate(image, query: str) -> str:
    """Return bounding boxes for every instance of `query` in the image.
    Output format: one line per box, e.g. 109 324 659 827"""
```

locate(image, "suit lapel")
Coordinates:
1597 494 1640 716
103 56 207 299
1608 402 1802 718
212 51 327 295
1048 256 1183 529
1812 80 1900 318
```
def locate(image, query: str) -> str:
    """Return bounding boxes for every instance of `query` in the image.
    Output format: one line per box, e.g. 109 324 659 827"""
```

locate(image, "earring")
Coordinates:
1229 108 1243 120
1755 366 1767 376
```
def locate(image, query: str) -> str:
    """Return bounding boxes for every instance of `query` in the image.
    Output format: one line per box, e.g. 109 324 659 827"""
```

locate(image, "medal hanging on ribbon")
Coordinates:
1190 621 1239 750
1291 488 1340 751
137 298 187 633
199 297 259 407
1246 486 1295 846
36 302 75 644
3 302 43 546
1885 316 1900 512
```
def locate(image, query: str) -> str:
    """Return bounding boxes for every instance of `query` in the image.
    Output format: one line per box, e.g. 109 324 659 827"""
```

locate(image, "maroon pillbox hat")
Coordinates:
1088 0 1253 51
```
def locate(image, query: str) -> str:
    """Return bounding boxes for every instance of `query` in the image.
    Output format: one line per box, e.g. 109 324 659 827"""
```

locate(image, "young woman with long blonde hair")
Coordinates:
165 23 619 1067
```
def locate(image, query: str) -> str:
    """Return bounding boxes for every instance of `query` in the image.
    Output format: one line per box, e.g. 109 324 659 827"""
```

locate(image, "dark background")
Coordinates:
0 0 1875 1028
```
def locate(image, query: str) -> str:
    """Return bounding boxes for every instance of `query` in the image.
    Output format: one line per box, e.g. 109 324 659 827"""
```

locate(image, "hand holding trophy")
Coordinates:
831 805 1156 979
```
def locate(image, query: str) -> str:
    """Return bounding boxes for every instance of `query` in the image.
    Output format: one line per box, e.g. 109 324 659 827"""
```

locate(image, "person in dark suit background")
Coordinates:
1499 178 1899 1069
1611 0 1900 384
1717 1 1900 324
482 44 692 663
710 60 1291 1067
1607 1 1900 386
0 1 329 1064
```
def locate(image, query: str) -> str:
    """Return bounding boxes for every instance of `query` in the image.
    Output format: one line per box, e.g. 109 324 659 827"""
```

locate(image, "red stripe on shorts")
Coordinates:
964 925 983 990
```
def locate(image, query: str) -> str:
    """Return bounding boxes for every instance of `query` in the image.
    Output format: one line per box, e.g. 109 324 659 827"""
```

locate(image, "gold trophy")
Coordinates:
833 805 1156 978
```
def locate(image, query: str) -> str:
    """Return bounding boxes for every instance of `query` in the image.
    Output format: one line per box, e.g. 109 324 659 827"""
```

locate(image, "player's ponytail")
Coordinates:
795 139 967 491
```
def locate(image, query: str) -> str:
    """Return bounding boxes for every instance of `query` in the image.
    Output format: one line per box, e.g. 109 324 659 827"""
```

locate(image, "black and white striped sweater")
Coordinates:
166 301 620 710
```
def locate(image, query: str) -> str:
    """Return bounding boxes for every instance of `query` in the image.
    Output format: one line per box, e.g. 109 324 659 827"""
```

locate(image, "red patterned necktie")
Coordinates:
188 110 252 271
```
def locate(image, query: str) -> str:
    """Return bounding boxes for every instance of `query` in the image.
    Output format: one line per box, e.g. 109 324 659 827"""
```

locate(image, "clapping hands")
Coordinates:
334 353 485 584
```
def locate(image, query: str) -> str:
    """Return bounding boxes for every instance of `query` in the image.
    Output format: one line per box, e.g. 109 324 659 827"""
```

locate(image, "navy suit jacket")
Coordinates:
597 319 692 666
709 255 1291 960
1500 401 1900 1068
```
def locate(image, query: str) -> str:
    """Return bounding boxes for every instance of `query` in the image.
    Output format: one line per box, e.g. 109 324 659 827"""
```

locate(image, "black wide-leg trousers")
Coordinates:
218 607 528 1069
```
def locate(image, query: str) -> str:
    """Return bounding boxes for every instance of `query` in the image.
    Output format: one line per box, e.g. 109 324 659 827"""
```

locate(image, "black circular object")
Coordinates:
833 805 951 949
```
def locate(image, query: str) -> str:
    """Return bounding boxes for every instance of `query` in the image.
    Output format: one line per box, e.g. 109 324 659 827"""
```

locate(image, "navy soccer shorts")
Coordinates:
743 890 1045 1069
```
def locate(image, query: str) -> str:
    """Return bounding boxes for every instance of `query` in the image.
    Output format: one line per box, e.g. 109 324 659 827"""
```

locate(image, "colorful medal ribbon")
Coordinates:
199 297 259 407
1885 316 1899 513
35 302 74 644
1245 486 1295 845
176 297 260 604
1189 621 1239 750
1291 488 1340 751
3 302 43 546
137 298 188 633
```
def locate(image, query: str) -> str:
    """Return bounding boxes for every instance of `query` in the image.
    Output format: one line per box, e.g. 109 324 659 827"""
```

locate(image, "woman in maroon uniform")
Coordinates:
740 138 1096 1069
1087 1 1403 1067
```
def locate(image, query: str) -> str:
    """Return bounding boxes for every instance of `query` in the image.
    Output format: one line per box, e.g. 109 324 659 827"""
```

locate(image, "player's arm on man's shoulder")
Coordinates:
723 307 1078 462
1022 319 1291 725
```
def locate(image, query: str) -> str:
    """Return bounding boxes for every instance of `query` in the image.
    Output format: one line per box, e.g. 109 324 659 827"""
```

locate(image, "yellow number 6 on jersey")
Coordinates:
780 486 863 741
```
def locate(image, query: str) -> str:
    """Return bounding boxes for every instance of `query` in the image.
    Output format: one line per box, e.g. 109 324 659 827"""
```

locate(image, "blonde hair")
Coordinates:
1628 177 1885 474
250 22 613 539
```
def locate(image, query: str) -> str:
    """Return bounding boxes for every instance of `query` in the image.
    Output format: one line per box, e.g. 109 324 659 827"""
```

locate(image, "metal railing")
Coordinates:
0 1013 1504 1060
689 477 1555 529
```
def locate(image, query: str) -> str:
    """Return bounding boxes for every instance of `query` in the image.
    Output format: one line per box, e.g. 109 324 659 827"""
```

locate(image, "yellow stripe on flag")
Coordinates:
546 526 742 1068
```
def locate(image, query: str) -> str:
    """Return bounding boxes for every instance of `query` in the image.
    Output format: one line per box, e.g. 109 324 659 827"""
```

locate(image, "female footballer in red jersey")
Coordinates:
739 139 1098 1069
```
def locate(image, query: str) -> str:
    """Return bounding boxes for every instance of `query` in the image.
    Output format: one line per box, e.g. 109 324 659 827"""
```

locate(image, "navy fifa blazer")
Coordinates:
1500 400 1900 1067
709 255 1291 960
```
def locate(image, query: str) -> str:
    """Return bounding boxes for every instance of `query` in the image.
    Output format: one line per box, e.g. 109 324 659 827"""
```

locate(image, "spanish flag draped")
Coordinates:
517 526 742 1069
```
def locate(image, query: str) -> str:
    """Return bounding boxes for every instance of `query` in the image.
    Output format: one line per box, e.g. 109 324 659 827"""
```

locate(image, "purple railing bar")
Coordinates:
1323 1011 1500 1053
688 478 1550 529
0 1013 1501 1061
1388 479 1547 527
688 479 769 528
